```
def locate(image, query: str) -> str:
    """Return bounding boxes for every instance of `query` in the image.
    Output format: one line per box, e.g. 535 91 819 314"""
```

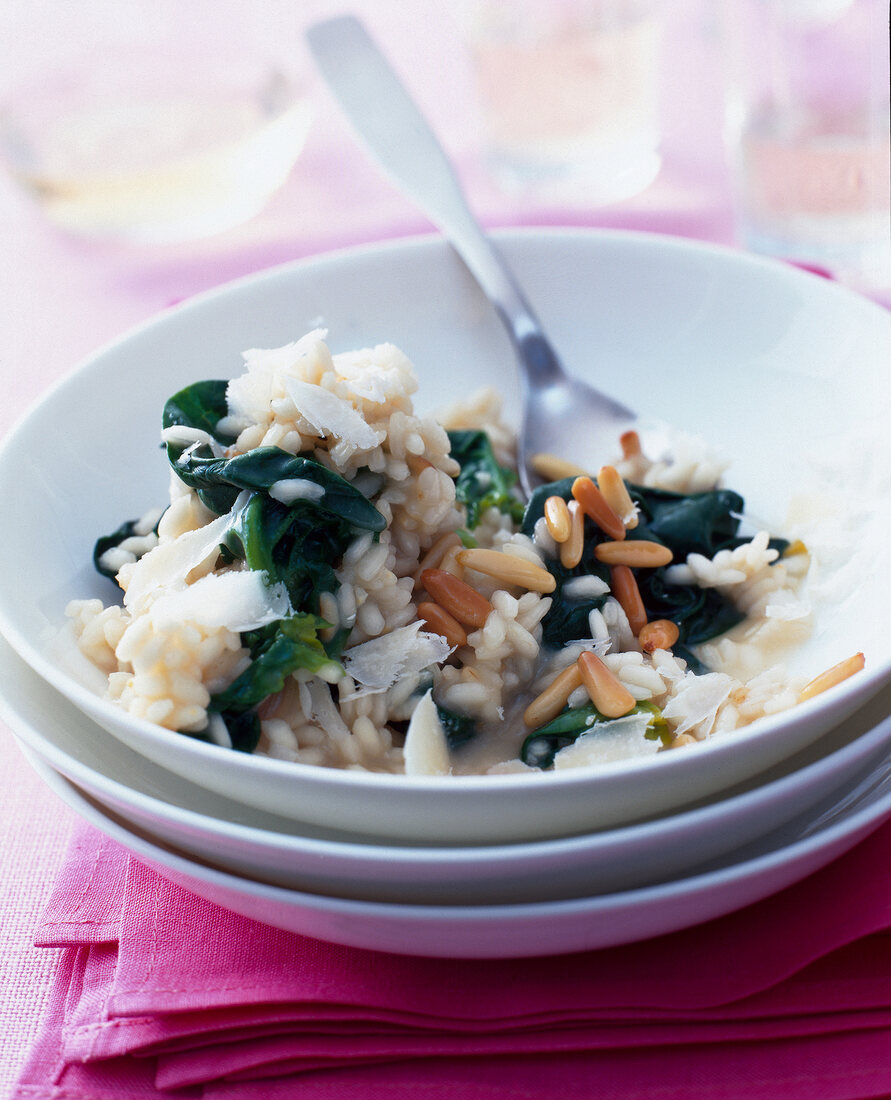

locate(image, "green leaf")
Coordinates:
168 444 386 532
162 379 237 444
447 429 525 528
630 485 744 559
92 516 161 581
210 613 340 714
221 492 346 612
435 703 477 750
521 476 758 653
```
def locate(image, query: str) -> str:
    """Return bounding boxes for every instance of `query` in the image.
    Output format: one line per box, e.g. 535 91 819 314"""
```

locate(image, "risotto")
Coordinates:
66 329 864 776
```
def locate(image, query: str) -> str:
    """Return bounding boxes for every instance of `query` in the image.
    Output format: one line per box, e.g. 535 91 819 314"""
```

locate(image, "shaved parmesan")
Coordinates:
553 712 658 769
343 623 453 696
148 570 293 632
225 329 333 427
333 343 417 403
403 689 451 776
284 377 379 452
661 672 734 735
122 492 251 613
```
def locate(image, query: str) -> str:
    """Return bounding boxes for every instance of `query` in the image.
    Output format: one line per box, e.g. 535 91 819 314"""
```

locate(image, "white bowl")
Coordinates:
0 229 889 843
22 742 891 957
6 633 891 904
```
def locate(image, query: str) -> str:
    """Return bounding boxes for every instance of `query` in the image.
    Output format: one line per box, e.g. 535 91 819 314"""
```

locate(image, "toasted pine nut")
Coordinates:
419 569 492 628
571 476 626 541
417 601 467 649
798 652 865 703
544 495 572 543
597 465 638 529
414 532 463 580
783 539 809 558
523 663 583 728
457 548 556 593
438 543 465 579
610 564 648 636
594 540 673 568
531 452 589 482
577 651 636 718
620 430 642 458
639 618 680 653
560 500 585 569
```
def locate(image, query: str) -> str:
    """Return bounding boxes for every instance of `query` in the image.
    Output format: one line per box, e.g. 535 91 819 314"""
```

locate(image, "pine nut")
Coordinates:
544 495 572 543
523 663 583 728
419 569 492 628
597 465 638 529
639 618 680 653
531 452 588 481
798 652 865 703
577 651 636 718
610 564 648 636
571 477 626 541
783 539 809 558
620 430 642 458
417 601 467 649
413 532 463 580
457 548 556 593
594 540 673 567
560 500 585 569
438 543 465 579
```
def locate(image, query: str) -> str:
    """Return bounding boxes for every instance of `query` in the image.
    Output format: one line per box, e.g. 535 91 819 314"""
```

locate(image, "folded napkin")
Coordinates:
15 818 891 1100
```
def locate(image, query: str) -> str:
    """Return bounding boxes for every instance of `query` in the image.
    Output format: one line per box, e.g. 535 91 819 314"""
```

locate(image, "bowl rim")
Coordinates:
4 631 891 863
0 226 888 793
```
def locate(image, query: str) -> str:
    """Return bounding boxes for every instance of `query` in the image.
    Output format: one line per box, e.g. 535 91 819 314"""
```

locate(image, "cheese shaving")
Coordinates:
147 570 293 632
284 377 379 452
121 492 251 614
403 689 451 776
343 623 453 696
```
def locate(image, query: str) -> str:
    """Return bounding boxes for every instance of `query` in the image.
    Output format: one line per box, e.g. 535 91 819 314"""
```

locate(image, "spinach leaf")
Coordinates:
521 476 757 652
630 485 743 558
634 569 745 647
93 515 162 580
221 491 347 612
447 429 525 529
167 444 386 532
190 709 262 754
162 379 237 444
210 613 339 714
435 703 477 750
520 701 668 769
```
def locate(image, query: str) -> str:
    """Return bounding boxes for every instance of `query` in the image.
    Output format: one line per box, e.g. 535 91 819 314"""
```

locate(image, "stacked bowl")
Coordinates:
2 230 890 958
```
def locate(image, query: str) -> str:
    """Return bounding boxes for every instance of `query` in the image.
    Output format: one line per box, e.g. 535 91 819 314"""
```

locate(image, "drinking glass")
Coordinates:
722 0 890 292
463 0 664 203
0 1 313 243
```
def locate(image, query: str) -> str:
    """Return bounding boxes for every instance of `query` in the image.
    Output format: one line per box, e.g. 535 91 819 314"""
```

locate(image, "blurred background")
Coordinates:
0 0 887 434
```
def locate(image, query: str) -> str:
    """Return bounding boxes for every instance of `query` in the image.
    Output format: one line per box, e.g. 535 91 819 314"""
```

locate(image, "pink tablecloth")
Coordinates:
12 820 891 1098
0 1 879 1096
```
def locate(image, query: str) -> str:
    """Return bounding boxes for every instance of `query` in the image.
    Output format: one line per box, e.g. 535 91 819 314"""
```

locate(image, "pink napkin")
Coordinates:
14 817 891 1099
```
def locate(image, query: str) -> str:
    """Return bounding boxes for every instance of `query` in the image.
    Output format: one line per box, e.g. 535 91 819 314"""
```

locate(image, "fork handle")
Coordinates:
305 15 566 388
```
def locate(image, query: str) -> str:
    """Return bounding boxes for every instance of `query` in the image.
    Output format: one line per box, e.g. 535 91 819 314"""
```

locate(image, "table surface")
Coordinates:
0 1 847 1092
